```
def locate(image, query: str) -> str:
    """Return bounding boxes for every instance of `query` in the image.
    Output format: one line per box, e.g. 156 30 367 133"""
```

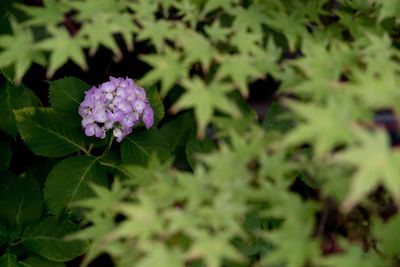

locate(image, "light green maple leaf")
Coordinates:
186 231 243 267
137 20 174 51
205 20 231 43
201 0 239 16
79 16 120 57
172 78 239 137
230 29 263 55
16 0 69 26
334 128 400 212
175 28 215 67
69 0 126 21
0 18 45 83
79 14 136 58
140 49 188 96
377 0 400 22
282 98 357 158
216 54 264 97
37 26 87 78
232 4 268 33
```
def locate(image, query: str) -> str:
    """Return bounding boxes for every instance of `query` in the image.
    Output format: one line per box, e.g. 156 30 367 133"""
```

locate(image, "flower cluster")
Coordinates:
79 77 154 142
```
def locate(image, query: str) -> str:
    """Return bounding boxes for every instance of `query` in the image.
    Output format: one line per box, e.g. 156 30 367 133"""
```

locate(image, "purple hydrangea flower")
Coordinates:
79 77 154 142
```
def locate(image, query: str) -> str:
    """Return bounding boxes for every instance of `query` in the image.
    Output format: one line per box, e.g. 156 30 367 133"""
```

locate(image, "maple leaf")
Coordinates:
36 26 88 78
333 128 400 212
140 49 188 96
282 98 357 158
172 78 239 138
0 18 45 83
216 54 264 97
175 28 215 67
16 0 69 26
137 20 174 51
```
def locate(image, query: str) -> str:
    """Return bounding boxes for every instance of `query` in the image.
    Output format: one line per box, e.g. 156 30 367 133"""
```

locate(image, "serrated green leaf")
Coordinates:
48 77 89 125
0 80 40 138
137 20 174 51
14 107 86 157
121 128 171 166
0 176 43 227
160 112 194 153
185 130 216 169
317 242 382 267
140 49 188 96
20 255 65 267
172 78 238 137
333 129 400 212
0 253 19 267
373 214 400 257
0 18 45 82
44 156 107 215
216 54 264 97
282 98 357 158
16 0 69 26
22 217 88 262
36 26 87 78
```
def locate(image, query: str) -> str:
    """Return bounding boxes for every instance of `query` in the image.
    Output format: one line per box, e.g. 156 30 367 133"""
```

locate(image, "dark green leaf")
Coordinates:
0 80 40 138
44 156 107 215
48 77 89 125
121 128 171 166
185 131 216 169
22 217 88 262
0 253 19 267
20 255 66 267
0 176 43 227
160 112 194 153
14 107 86 157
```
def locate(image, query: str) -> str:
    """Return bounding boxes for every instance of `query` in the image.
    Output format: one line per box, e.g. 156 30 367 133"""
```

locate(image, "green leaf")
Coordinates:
44 156 107 215
0 18 45 82
14 107 86 157
172 78 239 137
137 20 174 51
140 48 188 96
121 128 171 166
160 112 194 153
0 140 12 168
20 255 65 267
36 26 87 78
201 0 239 15
48 77 89 125
0 253 19 267
333 129 400 212
0 176 43 227
263 102 293 132
185 130 216 169
0 80 40 138
318 242 381 267
216 54 264 97
282 99 356 158
0 222 7 246
78 15 132 58
373 214 400 258
16 0 69 26
22 217 88 262
175 29 214 67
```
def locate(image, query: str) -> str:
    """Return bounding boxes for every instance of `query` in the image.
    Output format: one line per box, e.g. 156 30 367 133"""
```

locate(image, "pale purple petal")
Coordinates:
142 104 154 129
